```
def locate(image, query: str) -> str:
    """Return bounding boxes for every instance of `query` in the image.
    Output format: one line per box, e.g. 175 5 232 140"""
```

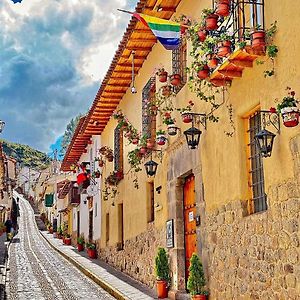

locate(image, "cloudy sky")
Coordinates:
0 0 136 153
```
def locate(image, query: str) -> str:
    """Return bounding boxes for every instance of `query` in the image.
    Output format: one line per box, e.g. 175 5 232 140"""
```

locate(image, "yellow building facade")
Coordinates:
62 0 300 299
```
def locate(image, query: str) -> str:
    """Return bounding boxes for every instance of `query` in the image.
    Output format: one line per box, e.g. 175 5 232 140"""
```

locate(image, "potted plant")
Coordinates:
215 0 231 17
147 138 155 149
98 158 104 168
177 100 195 123
202 9 219 31
207 54 219 69
170 73 181 86
163 115 177 136
57 226 63 239
156 68 168 83
161 85 172 97
251 24 266 50
276 87 299 127
187 253 209 300
139 134 149 154
155 248 170 298
197 28 207 42
217 33 232 57
156 130 167 146
77 235 85 252
86 242 97 259
64 234 72 245
196 62 210 80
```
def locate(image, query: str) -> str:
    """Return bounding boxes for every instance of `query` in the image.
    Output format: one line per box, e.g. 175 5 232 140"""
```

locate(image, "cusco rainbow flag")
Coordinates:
133 13 181 50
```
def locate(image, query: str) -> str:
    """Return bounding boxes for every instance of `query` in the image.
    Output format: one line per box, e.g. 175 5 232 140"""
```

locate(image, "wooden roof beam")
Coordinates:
126 46 152 51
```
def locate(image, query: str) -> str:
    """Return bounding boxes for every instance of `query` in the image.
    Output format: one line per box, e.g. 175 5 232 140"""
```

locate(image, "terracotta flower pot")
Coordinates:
87 248 97 259
205 14 219 30
281 107 300 127
156 136 166 146
208 57 219 69
170 74 181 86
107 155 114 162
132 138 139 145
197 66 210 79
181 112 193 123
158 71 168 83
192 295 206 300
156 280 168 298
98 160 104 167
251 30 266 50
64 238 71 245
217 46 231 57
162 86 172 97
147 139 155 149
216 3 230 16
77 243 84 252
140 147 148 154
197 30 207 42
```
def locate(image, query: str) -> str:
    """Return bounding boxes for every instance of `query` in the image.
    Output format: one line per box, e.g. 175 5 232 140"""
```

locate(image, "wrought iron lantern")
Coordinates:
144 159 158 177
0 120 5 133
184 127 202 150
254 129 276 158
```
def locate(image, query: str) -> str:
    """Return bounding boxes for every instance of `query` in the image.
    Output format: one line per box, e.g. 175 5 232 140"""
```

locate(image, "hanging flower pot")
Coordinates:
132 138 139 145
94 171 101 178
281 107 300 127
147 139 155 149
107 155 114 162
170 74 181 86
140 147 148 154
156 135 167 146
197 65 210 80
251 30 266 50
158 71 168 83
205 14 219 30
217 41 232 57
197 29 207 42
208 57 219 69
167 124 177 136
115 171 124 180
161 85 172 97
181 112 193 123
216 2 230 17
98 160 104 167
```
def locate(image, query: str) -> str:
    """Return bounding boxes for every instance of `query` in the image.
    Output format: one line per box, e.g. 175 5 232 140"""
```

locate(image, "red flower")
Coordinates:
269 107 276 113
164 112 171 118
291 91 295 96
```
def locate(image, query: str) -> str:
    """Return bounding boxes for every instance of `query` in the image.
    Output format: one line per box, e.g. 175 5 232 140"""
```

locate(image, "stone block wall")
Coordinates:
203 191 299 299
98 222 165 288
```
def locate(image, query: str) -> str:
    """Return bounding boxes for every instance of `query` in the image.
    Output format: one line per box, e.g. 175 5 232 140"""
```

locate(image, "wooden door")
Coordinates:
77 211 80 238
89 210 93 242
183 174 197 283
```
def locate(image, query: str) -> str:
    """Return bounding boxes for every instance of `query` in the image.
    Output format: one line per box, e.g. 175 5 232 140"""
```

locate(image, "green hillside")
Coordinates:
0 139 51 170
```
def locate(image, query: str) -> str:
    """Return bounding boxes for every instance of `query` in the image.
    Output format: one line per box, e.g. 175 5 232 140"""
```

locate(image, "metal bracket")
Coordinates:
191 113 207 130
260 110 280 133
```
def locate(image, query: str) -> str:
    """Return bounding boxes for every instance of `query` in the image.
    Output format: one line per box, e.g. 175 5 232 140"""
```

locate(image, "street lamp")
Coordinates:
144 159 158 177
254 129 276 158
0 120 5 133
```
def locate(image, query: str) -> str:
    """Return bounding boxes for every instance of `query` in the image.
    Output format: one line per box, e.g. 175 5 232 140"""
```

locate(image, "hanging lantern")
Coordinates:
0 120 5 133
184 127 202 149
254 129 276 158
144 160 158 177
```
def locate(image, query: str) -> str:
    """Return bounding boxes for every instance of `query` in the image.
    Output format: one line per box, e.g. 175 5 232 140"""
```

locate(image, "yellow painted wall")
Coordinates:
100 0 300 246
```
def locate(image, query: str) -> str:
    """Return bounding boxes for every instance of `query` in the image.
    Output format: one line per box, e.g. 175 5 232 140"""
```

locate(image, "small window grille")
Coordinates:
172 38 187 93
247 111 267 213
142 77 156 139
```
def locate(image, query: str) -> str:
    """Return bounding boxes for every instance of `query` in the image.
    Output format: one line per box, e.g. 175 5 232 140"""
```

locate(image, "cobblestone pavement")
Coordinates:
7 197 116 300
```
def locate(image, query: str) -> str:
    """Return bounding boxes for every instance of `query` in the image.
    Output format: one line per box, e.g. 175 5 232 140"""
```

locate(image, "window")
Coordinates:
245 110 267 213
172 38 187 93
106 213 109 244
147 182 155 223
142 77 156 140
114 127 123 172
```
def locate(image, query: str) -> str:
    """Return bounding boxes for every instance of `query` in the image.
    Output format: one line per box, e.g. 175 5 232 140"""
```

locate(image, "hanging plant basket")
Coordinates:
197 29 207 42
158 71 168 83
167 124 177 136
170 74 181 86
181 112 193 123
197 65 210 80
216 2 230 17
205 14 219 30
251 30 266 50
156 135 167 146
281 107 300 127
147 139 155 149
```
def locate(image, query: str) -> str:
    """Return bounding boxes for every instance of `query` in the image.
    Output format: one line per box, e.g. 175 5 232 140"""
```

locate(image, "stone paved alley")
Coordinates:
6 195 115 300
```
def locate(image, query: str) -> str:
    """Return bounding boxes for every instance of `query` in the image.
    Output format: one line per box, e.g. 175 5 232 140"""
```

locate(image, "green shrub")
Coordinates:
77 235 85 245
154 247 170 283
187 253 207 296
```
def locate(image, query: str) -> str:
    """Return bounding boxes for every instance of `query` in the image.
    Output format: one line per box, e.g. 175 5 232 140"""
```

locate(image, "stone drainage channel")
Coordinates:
6 196 116 300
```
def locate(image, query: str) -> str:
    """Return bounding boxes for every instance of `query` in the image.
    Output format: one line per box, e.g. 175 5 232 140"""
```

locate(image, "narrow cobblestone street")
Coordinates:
6 196 116 300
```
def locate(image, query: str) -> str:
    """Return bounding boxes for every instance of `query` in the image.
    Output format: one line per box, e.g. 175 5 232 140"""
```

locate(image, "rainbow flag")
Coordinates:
133 13 181 50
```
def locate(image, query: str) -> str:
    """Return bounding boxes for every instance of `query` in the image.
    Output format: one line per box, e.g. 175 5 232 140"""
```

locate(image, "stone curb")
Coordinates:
38 230 130 300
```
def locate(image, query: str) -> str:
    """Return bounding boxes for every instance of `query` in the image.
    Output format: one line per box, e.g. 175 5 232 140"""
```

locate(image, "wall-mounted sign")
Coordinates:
188 211 194 222
166 219 174 248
